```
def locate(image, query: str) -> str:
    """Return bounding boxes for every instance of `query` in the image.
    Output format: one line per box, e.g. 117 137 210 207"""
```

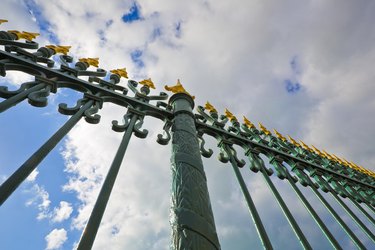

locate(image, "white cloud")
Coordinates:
2 0 375 249
45 228 68 250
26 169 39 182
52 201 73 223
25 184 51 221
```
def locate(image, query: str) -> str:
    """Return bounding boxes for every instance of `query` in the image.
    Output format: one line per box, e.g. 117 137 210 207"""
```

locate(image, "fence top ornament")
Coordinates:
243 116 255 129
0 19 374 180
224 108 238 122
205 102 217 113
199 99 375 178
139 78 156 89
164 79 195 99
78 57 99 67
110 68 128 78
45 45 71 55
7 30 40 41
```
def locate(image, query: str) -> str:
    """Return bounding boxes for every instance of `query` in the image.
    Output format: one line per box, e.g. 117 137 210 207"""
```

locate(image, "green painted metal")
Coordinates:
325 178 375 243
271 160 343 249
0 27 374 250
0 100 94 206
221 143 273 250
77 112 138 250
308 171 366 249
250 154 320 250
0 82 45 112
339 182 375 226
169 93 220 250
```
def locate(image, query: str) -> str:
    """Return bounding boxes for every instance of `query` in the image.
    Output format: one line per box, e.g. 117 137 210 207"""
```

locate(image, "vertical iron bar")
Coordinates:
0 83 45 113
306 175 366 249
169 93 220 250
224 145 273 250
345 190 375 226
77 113 138 250
258 165 325 249
327 182 375 243
0 100 93 206
365 203 375 215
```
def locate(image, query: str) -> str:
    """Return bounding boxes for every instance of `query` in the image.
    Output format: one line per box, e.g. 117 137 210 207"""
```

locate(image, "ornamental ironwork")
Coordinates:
0 20 374 250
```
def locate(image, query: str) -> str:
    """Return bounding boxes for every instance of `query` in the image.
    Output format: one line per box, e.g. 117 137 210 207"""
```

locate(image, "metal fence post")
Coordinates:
169 93 220 250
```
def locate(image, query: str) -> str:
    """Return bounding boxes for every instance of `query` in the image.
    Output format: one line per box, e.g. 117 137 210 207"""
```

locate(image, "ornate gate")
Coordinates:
0 21 374 249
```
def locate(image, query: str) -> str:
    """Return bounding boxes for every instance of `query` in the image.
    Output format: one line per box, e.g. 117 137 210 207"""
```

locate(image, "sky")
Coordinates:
0 0 375 249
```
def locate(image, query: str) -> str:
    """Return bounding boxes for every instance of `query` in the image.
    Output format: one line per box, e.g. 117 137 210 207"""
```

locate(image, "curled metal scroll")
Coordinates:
197 132 213 158
58 98 85 115
84 103 101 124
157 120 172 145
0 81 37 98
27 85 51 107
133 116 148 138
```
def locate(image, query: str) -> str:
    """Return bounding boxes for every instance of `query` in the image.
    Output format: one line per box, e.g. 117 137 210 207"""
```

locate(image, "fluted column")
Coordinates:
169 93 220 250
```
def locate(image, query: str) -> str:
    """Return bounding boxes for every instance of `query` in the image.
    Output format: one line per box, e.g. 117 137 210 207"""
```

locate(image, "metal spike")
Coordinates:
8 30 40 41
139 78 156 89
205 101 217 113
165 79 195 99
243 116 255 128
110 68 128 79
78 58 99 67
287 135 300 147
224 108 237 122
258 122 271 135
45 45 71 55
273 129 286 141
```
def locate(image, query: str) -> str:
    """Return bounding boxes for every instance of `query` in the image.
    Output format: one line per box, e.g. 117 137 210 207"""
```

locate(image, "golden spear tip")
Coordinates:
110 68 128 79
164 79 195 99
224 108 237 122
78 57 100 67
243 116 255 128
204 101 217 113
45 45 72 55
139 78 156 89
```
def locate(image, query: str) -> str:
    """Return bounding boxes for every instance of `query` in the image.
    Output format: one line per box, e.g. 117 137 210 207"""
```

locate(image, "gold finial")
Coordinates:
205 102 217 113
287 135 300 147
311 145 323 156
224 108 238 122
258 122 271 135
273 129 286 141
331 154 344 165
299 140 313 152
341 158 351 167
0 19 8 25
357 166 368 174
139 78 156 89
8 30 40 41
321 150 334 160
78 57 99 67
311 145 319 153
45 45 71 55
164 79 195 99
110 68 128 78
243 116 255 129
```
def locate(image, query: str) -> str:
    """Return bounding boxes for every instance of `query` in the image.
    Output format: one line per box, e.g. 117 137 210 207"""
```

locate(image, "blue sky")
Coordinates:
1 0 375 249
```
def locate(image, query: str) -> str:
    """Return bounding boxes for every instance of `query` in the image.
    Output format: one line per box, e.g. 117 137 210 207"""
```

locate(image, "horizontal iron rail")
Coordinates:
0 50 173 121
196 121 375 190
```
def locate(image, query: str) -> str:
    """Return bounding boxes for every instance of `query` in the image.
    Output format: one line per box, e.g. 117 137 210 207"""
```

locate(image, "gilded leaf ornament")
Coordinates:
165 79 195 99
78 57 99 67
110 68 128 79
139 78 156 89
45 45 71 55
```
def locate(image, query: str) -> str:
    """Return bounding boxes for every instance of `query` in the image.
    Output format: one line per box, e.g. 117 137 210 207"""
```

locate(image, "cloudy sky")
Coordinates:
0 0 374 249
